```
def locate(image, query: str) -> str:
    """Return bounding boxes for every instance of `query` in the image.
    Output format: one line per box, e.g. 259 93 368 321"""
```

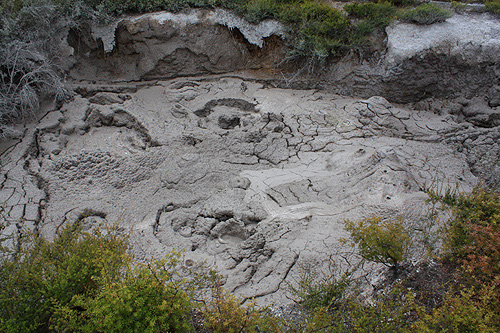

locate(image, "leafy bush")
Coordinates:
385 0 417 6
297 286 419 332
427 187 500 284
344 2 398 42
343 216 411 274
344 289 418 332
422 185 500 331
202 284 282 332
0 222 130 332
245 0 281 23
287 262 353 310
485 0 500 15
280 1 352 60
412 287 500 332
0 222 200 332
345 1 398 25
402 3 453 25
52 252 195 332
450 1 467 13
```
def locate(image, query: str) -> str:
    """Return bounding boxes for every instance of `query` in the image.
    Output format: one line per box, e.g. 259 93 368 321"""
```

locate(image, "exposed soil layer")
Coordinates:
64 11 500 105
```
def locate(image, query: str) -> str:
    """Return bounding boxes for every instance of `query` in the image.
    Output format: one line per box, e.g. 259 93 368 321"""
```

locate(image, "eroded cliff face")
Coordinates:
64 10 500 104
326 13 500 103
1 8 500 306
66 9 286 81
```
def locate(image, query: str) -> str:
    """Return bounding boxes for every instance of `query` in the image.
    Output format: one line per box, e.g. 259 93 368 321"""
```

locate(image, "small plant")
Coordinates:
295 285 419 332
287 261 353 311
0 221 202 332
0 41 66 126
0 221 130 332
0 1 72 131
412 287 500 332
401 3 453 25
426 186 500 283
245 0 280 23
450 1 467 13
345 1 399 44
423 184 500 330
345 1 398 27
485 0 500 15
202 284 282 333
53 252 195 332
343 216 411 275
344 287 419 332
277 0 352 61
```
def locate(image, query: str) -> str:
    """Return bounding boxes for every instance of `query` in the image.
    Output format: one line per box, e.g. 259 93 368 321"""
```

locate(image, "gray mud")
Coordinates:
3 74 496 305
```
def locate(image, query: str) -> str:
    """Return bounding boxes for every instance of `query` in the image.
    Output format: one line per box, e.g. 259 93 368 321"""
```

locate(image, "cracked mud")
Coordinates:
2 73 499 306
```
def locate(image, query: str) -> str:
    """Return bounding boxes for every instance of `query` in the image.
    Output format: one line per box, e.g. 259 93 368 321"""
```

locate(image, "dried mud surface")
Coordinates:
3 73 499 305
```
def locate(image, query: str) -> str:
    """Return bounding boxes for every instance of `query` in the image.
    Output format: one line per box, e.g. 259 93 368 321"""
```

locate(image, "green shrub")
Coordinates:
0 222 130 332
345 289 418 332
345 1 398 41
202 286 282 333
287 262 353 311
450 1 467 13
0 222 199 332
401 3 453 25
485 0 500 15
423 185 500 330
345 1 398 23
245 0 280 23
52 252 195 332
343 216 411 274
412 287 500 332
280 1 352 59
385 0 417 6
298 287 419 332
427 187 500 283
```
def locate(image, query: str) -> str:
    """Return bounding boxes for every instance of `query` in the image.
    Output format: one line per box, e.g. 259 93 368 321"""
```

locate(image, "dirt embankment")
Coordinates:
64 10 500 104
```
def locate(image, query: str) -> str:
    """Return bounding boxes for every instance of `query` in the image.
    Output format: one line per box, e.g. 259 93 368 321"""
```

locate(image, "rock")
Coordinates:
488 85 500 107
210 218 248 240
462 98 500 127
37 111 64 131
230 177 251 190
194 217 217 236
171 104 189 118
89 92 127 105
178 226 193 238
24 204 40 221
